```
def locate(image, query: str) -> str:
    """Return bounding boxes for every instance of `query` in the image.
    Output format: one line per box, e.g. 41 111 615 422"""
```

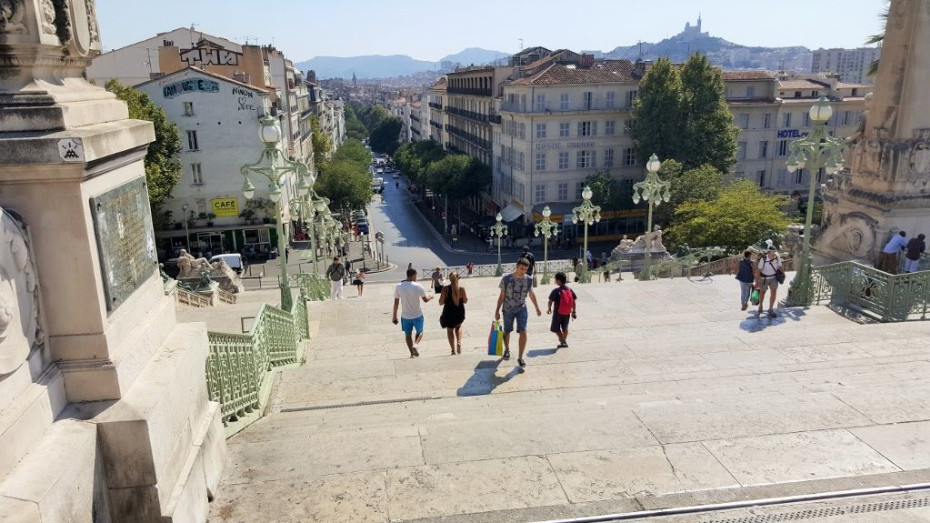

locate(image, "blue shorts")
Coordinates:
502 306 528 333
400 316 424 336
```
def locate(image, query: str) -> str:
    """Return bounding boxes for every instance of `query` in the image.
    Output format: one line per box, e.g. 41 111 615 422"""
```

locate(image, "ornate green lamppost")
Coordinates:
241 114 313 311
490 211 509 276
290 190 330 275
572 186 601 283
534 205 559 284
785 96 845 306
632 154 670 281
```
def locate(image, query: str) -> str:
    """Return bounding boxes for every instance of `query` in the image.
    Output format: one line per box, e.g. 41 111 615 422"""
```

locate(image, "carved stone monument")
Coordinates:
0 2 224 521
816 0 930 263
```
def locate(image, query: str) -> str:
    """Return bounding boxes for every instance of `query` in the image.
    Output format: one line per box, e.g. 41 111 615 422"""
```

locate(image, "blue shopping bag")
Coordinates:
487 321 504 356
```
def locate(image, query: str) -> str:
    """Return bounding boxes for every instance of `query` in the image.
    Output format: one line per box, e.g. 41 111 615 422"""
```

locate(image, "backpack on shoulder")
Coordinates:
557 287 574 316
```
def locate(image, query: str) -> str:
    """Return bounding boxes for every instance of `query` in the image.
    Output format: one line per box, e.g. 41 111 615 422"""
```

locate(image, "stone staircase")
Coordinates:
209 274 930 522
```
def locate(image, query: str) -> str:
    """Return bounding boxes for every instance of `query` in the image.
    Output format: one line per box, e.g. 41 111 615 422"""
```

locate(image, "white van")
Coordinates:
210 253 243 274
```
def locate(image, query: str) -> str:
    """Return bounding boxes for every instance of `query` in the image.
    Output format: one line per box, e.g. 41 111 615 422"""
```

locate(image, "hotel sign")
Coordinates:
776 129 809 139
534 141 596 150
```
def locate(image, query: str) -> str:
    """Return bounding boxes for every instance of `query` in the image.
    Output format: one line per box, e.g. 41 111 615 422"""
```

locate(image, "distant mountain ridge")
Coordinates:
296 48 508 80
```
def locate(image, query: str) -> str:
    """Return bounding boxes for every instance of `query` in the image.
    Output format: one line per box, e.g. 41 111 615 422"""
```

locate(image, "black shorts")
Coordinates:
550 313 571 333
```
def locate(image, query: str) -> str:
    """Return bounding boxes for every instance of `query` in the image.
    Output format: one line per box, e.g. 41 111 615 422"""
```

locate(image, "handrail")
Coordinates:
811 260 930 322
176 287 211 308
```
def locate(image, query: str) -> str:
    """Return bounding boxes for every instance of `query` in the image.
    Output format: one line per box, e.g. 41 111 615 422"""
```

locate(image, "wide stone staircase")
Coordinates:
208 273 930 522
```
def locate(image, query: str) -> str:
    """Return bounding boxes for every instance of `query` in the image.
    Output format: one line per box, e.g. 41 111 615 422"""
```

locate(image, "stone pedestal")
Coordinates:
816 0 930 264
0 1 224 521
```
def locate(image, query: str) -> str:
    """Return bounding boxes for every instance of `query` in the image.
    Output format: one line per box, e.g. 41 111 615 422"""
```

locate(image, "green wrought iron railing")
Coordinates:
293 273 329 301
206 298 308 430
811 261 930 322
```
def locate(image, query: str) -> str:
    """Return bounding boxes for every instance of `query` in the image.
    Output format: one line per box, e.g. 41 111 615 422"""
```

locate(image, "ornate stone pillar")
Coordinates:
816 0 930 264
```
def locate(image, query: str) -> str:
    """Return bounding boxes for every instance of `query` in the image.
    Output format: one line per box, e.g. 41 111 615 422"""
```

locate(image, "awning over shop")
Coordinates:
499 204 524 223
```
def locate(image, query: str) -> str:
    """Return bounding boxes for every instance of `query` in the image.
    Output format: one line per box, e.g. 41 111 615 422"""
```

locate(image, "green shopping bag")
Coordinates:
487 321 504 356
750 287 760 306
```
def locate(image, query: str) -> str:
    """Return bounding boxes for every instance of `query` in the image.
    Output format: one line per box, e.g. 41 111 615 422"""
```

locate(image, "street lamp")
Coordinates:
572 186 601 283
240 114 313 311
181 203 191 253
632 154 670 281
534 205 559 284
785 96 845 306
490 212 509 276
290 189 329 275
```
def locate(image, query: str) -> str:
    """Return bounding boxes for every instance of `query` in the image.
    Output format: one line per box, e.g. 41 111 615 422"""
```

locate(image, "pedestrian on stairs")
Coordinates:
325 256 346 300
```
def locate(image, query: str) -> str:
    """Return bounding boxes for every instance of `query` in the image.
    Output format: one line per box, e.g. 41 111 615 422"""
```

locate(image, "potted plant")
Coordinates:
239 209 257 224
195 211 208 227
206 213 216 227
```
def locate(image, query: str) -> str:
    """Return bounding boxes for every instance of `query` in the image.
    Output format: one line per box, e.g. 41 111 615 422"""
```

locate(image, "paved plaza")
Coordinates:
208 272 930 522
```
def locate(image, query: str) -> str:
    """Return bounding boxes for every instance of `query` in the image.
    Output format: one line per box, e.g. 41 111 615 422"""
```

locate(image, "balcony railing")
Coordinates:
811 259 930 322
429 102 443 110
500 102 631 114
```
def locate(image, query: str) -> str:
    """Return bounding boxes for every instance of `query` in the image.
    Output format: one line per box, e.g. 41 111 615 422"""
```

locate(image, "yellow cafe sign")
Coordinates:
211 198 239 217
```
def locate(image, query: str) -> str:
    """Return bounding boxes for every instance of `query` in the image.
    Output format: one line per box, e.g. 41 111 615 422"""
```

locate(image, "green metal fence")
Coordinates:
206 298 307 428
293 273 329 301
811 261 930 322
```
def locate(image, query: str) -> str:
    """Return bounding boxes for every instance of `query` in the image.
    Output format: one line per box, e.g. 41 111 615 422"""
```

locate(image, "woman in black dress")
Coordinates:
438 271 467 355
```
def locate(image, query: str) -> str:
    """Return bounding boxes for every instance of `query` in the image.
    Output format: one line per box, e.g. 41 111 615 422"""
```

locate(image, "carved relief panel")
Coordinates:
0 209 43 376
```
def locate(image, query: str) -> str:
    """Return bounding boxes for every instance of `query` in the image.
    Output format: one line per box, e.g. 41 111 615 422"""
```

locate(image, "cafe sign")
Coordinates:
211 198 239 217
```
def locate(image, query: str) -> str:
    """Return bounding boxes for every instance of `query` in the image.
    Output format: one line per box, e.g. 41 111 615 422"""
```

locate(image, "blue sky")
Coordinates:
96 0 886 62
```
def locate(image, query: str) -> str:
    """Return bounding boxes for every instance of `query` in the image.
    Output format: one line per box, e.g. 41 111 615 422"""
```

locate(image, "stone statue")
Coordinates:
846 93 871 146
651 225 666 252
0 0 27 33
177 249 218 279
0 208 43 376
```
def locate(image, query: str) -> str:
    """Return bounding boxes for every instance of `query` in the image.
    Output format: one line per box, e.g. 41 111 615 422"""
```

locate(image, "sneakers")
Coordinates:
411 347 420 357
767 310 777 318
558 341 568 348
741 303 748 311
502 349 510 361
518 358 526 368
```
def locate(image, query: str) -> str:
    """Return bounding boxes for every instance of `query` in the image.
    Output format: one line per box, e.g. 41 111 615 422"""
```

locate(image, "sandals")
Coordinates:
456 343 462 354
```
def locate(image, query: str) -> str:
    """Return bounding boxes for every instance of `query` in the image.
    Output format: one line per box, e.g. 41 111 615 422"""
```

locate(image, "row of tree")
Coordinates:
314 139 373 214
346 101 403 156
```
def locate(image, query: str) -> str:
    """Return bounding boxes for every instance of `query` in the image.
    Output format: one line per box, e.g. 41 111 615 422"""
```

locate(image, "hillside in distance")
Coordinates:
296 47 508 80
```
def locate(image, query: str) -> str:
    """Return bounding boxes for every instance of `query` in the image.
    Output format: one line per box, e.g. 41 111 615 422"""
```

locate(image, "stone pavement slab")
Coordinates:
208 274 930 522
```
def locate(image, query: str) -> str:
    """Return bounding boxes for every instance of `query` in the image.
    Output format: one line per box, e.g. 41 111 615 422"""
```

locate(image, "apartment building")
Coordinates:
443 66 511 166
725 72 870 195
428 79 448 144
135 67 295 256
811 47 881 85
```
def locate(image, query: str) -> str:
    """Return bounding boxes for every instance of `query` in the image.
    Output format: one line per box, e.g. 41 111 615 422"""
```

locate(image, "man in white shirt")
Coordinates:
753 246 783 318
392 267 434 357
877 231 907 274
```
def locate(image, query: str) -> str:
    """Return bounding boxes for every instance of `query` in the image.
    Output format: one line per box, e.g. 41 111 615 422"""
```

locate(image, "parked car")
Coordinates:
210 253 244 274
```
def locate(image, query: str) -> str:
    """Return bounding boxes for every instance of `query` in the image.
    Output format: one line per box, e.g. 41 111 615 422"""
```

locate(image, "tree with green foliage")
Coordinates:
630 57 685 166
315 158 372 213
652 161 725 227
584 171 631 211
630 54 738 173
369 116 403 155
395 140 446 186
105 79 181 212
358 105 390 133
679 54 738 172
666 179 790 253
331 138 371 167
310 115 332 162
344 103 369 141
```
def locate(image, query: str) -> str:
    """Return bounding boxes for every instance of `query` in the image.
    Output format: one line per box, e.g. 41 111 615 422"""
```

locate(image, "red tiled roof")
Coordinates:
778 79 829 89
722 70 774 81
511 61 636 86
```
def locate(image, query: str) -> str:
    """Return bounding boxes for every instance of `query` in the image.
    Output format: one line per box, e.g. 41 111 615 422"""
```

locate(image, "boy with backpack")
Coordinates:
546 272 577 348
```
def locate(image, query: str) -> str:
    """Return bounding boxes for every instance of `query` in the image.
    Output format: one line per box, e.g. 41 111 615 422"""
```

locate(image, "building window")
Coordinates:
758 141 769 159
183 102 194 116
535 94 546 112
558 151 569 169
746 86 755 98
605 91 616 108
187 130 199 151
817 167 825 183
739 113 749 129
623 148 636 166
811 90 819 98
763 113 771 129
559 122 570 137
737 141 747 160
535 123 547 139
558 182 568 201
783 113 792 128
535 184 546 203
625 90 637 107
605 120 616 136
578 121 596 137
604 148 614 168
795 169 804 185
803 112 811 127
583 92 593 110
536 153 546 171
778 140 788 156
842 111 852 125
191 163 203 185
777 170 787 187
758 170 766 187
577 150 594 169
576 182 585 199
560 93 569 110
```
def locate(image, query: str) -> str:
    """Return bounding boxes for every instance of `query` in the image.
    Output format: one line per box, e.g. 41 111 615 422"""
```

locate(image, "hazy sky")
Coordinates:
96 0 886 62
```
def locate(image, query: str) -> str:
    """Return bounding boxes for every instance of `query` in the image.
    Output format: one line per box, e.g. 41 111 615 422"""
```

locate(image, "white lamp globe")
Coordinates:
259 115 282 145
809 97 833 123
542 205 551 218
646 154 661 173
582 186 593 200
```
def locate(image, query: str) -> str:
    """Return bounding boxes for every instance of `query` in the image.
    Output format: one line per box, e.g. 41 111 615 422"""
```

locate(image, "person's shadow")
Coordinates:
457 359 522 396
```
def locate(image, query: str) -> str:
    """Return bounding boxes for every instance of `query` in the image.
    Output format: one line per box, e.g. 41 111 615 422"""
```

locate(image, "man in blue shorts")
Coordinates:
494 258 542 368
393 267 433 357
